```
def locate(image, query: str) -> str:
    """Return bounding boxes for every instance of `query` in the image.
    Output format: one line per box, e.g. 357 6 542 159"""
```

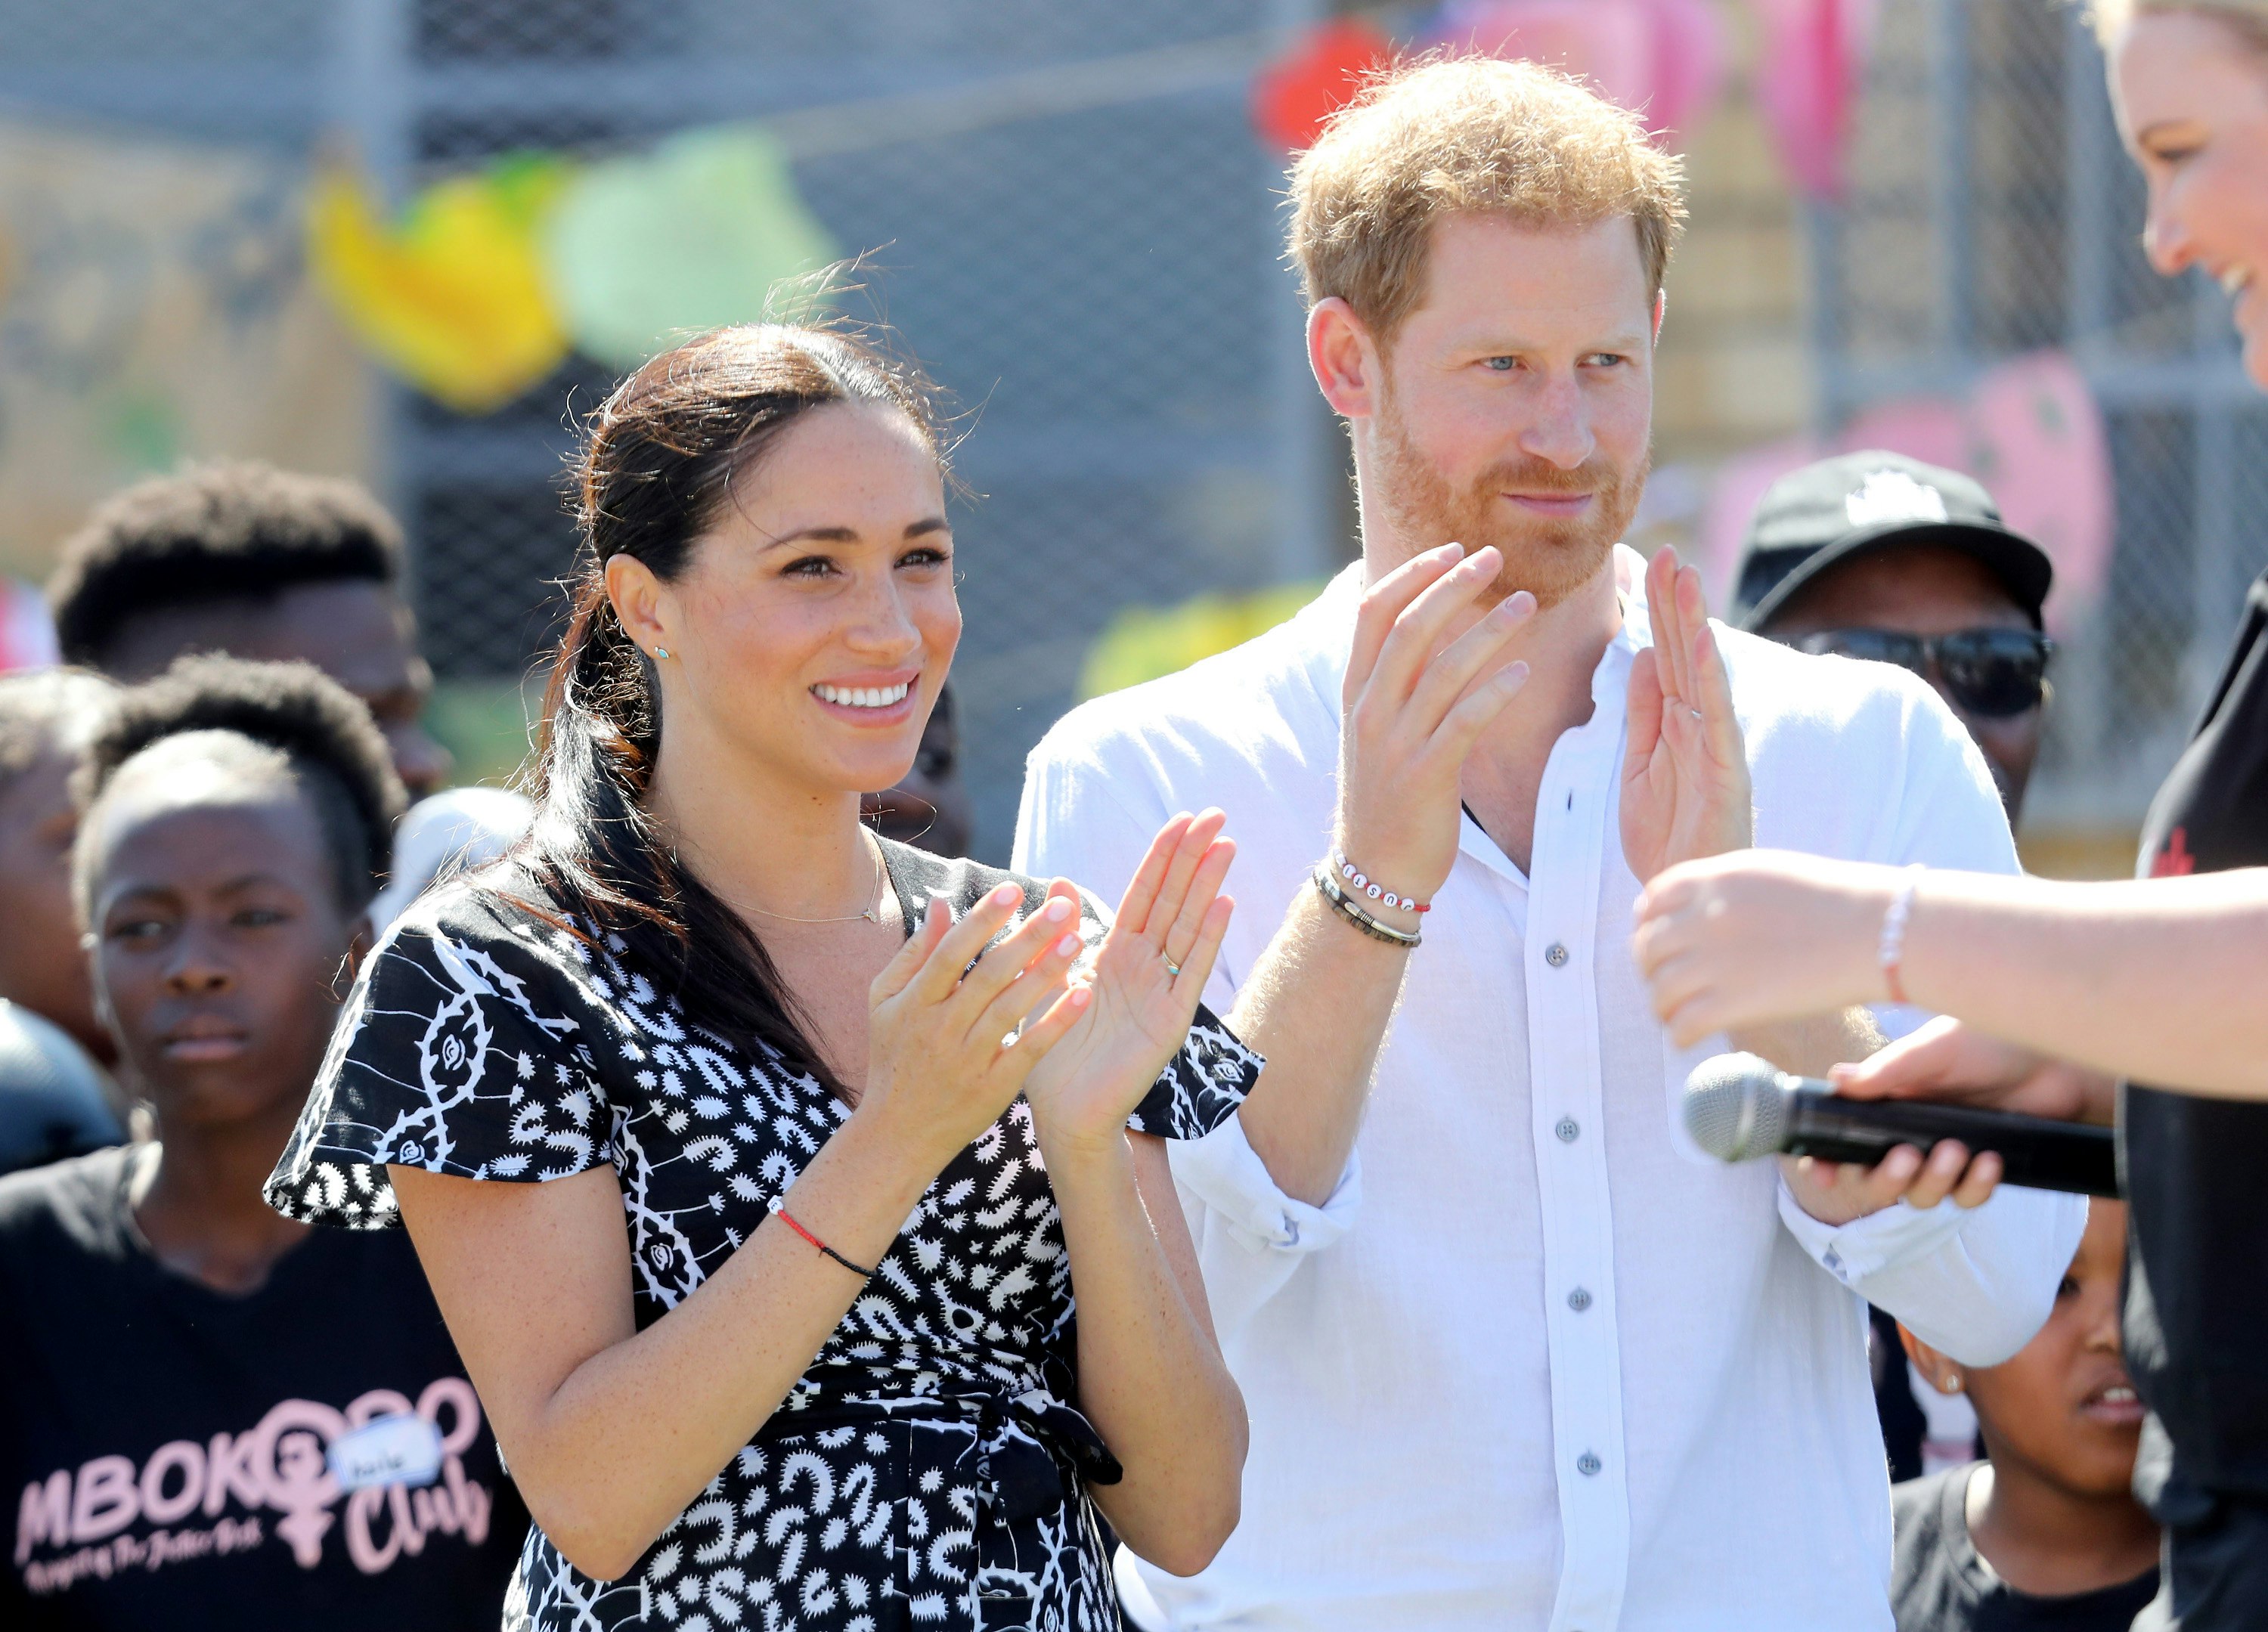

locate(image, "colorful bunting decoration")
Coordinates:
305 153 572 415
543 125 840 370
1250 18 1396 153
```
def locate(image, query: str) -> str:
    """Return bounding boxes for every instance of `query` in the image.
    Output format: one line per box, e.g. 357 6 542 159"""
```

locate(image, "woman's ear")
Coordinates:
1898 1323 1964 1395
605 553 674 660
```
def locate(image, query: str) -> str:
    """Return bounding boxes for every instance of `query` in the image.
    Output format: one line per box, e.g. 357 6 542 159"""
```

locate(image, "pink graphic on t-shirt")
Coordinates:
13 1377 494 1593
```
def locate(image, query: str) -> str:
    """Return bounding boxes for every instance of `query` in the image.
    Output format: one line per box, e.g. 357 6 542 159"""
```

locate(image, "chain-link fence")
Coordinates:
1819 0 2263 837
0 0 1339 858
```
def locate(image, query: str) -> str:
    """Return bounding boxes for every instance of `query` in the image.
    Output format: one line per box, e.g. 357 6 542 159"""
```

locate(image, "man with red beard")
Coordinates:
1015 56 2084 1632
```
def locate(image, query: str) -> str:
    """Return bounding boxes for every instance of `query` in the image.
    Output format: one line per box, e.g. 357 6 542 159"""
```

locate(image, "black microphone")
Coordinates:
1683 1053 2118 1197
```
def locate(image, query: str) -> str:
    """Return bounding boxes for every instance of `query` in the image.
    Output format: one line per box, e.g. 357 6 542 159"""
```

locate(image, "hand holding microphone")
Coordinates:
1685 1052 2118 1197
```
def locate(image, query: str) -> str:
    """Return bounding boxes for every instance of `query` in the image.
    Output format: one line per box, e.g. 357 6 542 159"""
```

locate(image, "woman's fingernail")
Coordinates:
992 884 1021 907
1045 897 1074 921
1070 986 1093 1008
1055 933 1081 957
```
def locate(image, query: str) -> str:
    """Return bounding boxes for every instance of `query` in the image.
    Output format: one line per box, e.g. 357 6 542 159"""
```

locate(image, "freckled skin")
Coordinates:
1763 544 2044 816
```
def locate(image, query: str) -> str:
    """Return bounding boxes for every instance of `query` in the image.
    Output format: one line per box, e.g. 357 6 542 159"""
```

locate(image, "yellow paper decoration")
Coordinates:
1078 581 1326 701
306 154 572 414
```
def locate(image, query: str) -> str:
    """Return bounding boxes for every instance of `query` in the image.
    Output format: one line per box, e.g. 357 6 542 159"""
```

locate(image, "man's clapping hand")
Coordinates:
1621 546 1753 884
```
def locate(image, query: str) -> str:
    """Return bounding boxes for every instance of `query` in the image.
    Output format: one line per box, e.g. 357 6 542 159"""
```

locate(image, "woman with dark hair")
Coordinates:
266 324 1254 1631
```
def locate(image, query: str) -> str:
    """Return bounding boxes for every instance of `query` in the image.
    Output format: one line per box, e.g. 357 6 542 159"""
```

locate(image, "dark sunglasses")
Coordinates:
1780 627 2054 717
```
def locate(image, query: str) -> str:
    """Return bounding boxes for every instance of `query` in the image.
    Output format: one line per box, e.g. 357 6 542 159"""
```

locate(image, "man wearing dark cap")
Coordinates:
1735 451 2056 816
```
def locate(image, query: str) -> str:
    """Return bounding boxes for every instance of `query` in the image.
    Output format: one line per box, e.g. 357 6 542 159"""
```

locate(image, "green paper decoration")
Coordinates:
544 124 841 370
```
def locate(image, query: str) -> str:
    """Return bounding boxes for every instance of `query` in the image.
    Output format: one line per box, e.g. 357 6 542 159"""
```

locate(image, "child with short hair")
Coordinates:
1893 1201 2160 1631
0 655 523 1629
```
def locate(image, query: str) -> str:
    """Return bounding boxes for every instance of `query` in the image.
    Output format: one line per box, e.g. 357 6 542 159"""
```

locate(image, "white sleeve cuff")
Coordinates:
1775 1180 1969 1287
1172 1109 1360 1257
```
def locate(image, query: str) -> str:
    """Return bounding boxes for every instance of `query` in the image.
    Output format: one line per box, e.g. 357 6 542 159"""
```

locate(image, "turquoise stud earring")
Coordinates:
652 646 670 659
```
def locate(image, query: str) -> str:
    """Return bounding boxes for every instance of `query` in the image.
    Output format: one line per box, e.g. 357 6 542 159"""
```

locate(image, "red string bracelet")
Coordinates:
767 1195 875 1279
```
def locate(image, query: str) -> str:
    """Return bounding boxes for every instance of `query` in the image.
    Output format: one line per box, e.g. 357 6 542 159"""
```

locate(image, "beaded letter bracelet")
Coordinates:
1329 851 1431 914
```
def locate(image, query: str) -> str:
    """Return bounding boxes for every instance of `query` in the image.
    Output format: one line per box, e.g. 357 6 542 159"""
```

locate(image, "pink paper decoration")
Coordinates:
1697 351 2114 633
1747 0 1881 198
1836 395 1973 475
1429 0 1728 140
1969 351 2115 628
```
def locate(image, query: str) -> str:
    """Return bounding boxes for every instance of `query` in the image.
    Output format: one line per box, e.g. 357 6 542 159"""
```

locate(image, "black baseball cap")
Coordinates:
1732 451 2054 631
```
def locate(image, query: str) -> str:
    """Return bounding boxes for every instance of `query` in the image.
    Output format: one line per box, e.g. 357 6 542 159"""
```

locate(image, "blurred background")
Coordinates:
0 0 2247 874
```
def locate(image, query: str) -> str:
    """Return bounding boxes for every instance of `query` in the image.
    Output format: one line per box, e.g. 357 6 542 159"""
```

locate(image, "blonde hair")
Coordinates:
1287 54 1686 343
2089 0 2268 52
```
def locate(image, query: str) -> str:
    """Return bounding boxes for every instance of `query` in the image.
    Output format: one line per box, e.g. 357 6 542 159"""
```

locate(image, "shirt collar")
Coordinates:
1296 544 1656 727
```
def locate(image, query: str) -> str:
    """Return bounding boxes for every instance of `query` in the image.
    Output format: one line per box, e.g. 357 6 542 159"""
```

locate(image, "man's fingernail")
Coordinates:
1055 934 1081 957
1045 897 1074 921
992 884 1021 906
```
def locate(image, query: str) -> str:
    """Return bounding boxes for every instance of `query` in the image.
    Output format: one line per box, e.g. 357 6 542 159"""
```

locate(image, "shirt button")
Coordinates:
1545 941 1569 968
1555 1116 1580 1144
1577 1451 1603 1476
1567 1287 1592 1312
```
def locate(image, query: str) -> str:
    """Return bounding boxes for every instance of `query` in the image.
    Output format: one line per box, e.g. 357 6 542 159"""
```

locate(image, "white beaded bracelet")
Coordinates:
1878 864 1926 1004
1330 851 1430 915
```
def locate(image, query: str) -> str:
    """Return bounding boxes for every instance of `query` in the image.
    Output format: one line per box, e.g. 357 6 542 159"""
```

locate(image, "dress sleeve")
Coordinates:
265 897 618 1229
1124 1005 1261 1141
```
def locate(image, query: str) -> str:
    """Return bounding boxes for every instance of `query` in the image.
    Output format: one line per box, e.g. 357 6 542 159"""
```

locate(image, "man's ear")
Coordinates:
1651 288 1667 345
1309 297 1383 420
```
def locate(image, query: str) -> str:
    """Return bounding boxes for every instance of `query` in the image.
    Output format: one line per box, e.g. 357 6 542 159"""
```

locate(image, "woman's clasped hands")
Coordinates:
859 810 1237 1171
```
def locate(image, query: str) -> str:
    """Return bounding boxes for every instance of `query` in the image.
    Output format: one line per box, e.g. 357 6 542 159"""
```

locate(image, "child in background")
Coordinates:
0 669 131 1169
0 656 523 1630
1892 1201 2160 1632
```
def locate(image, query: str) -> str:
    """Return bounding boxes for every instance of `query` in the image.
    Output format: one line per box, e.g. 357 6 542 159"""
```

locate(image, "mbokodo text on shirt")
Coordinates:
13 1377 495 1593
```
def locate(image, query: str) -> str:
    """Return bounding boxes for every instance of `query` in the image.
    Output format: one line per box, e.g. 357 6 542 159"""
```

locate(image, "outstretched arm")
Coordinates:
1637 851 2268 1102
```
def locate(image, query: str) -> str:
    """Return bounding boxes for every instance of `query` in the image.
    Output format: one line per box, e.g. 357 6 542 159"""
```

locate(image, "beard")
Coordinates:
1374 398 1648 612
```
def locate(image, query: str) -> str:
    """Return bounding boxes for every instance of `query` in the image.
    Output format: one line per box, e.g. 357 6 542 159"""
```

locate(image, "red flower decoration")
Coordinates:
1251 18 1396 153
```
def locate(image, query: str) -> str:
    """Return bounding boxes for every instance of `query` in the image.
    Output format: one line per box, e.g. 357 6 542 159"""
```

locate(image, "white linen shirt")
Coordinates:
1013 554 2086 1632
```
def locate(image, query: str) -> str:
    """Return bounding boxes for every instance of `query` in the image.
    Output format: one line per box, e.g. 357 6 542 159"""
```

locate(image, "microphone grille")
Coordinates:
1683 1052 1789 1163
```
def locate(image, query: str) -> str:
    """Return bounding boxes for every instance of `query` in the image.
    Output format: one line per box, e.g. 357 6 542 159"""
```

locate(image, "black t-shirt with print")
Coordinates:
1891 1465 2159 1632
0 1144 526 1630
2127 565 2268 1516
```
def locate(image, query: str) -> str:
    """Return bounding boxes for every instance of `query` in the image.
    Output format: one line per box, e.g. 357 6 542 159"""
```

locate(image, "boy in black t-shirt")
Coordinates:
0 656 525 1630
1890 1201 2158 1632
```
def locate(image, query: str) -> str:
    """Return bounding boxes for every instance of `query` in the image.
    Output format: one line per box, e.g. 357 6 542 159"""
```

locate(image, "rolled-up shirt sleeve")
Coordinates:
1777 1181 2087 1365
1168 1113 1361 1341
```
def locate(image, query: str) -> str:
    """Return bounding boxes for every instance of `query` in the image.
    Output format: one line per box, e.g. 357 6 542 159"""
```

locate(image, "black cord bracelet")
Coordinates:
1312 868 1422 948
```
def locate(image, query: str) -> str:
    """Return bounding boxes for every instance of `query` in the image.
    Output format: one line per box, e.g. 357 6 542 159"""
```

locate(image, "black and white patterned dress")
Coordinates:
265 838 1259 1632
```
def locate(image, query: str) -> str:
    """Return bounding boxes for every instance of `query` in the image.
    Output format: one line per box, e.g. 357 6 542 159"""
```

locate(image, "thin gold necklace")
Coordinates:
726 832 888 926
